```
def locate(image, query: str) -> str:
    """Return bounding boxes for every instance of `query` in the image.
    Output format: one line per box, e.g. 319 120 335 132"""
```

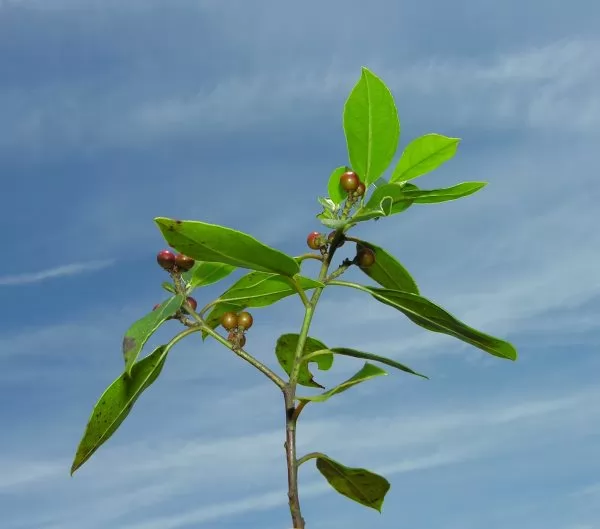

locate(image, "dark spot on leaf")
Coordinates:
175 220 182 225
123 336 136 355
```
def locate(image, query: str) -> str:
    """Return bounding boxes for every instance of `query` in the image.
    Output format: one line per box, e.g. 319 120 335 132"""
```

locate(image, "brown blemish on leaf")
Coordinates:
122 336 136 355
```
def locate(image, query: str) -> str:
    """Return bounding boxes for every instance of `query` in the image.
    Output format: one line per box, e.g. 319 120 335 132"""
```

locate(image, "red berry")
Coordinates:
306 231 323 250
356 247 376 268
157 250 176 270
355 182 366 197
175 254 195 271
221 311 239 331
340 171 360 192
186 297 197 311
237 311 253 330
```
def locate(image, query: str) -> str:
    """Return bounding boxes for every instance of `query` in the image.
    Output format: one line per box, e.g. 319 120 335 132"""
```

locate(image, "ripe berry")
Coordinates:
355 182 366 197
340 171 360 192
306 231 323 250
221 311 239 331
175 254 195 271
186 297 197 311
157 250 176 270
237 311 253 330
356 247 376 268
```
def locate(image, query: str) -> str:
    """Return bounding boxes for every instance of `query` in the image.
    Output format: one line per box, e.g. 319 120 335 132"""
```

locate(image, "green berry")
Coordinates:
157 250 176 270
356 247 376 268
175 254 195 271
306 231 323 250
221 311 239 331
237 311 253 330
340 171 360 192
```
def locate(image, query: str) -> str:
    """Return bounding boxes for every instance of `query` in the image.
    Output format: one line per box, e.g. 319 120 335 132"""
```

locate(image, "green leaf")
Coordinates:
343 67 400 186
298 362 387 402
218 271 323 307
327 166 350 205
329 347 428 379
161 282 176 294
363 183 413 216
315 454 390 511
122 295 184 376
353 240 419 294
391 133 460 183
318 217 354 230
401 182 487 203
317 196 339 219
71 344 172 475
275 334 334 388
154 218 299 277
351 206 388 224
333 282 517 361
182 261 236 290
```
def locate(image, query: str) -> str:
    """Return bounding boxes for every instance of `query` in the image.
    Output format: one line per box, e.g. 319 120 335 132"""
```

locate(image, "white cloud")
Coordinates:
0 260 115 286
8 381 598 529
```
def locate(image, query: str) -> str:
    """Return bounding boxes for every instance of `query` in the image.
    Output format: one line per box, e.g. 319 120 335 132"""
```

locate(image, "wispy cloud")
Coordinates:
0 260 115 286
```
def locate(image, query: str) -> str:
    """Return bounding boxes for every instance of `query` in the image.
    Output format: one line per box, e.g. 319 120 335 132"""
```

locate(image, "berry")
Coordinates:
327 231 345 248
355 182 366 197
221 311 239 331
175 254 195 271
186 297 197 311
157 250 176 270
356 247 376 268
306 231 323 250
340 171 360 192
238 334 247 348
237 311 253 330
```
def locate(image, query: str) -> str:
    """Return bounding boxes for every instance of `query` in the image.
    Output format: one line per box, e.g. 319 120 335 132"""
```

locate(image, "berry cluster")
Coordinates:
153 250 198 317
156 250 195 273
340 170 366 198
220 311 253 349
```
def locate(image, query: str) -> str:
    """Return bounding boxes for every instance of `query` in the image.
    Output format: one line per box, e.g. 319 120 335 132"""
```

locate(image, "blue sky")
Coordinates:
1 0 600 528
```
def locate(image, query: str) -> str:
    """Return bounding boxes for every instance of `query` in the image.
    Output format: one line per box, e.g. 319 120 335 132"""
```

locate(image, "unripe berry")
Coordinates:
356 247 376 268
157 250 176 270
327 231 345 248
186 297 197 311
237 311 253 330
355 182 366 197
175 254 195 271
340 171 360 192
221 311 239 331
306 231 323 250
